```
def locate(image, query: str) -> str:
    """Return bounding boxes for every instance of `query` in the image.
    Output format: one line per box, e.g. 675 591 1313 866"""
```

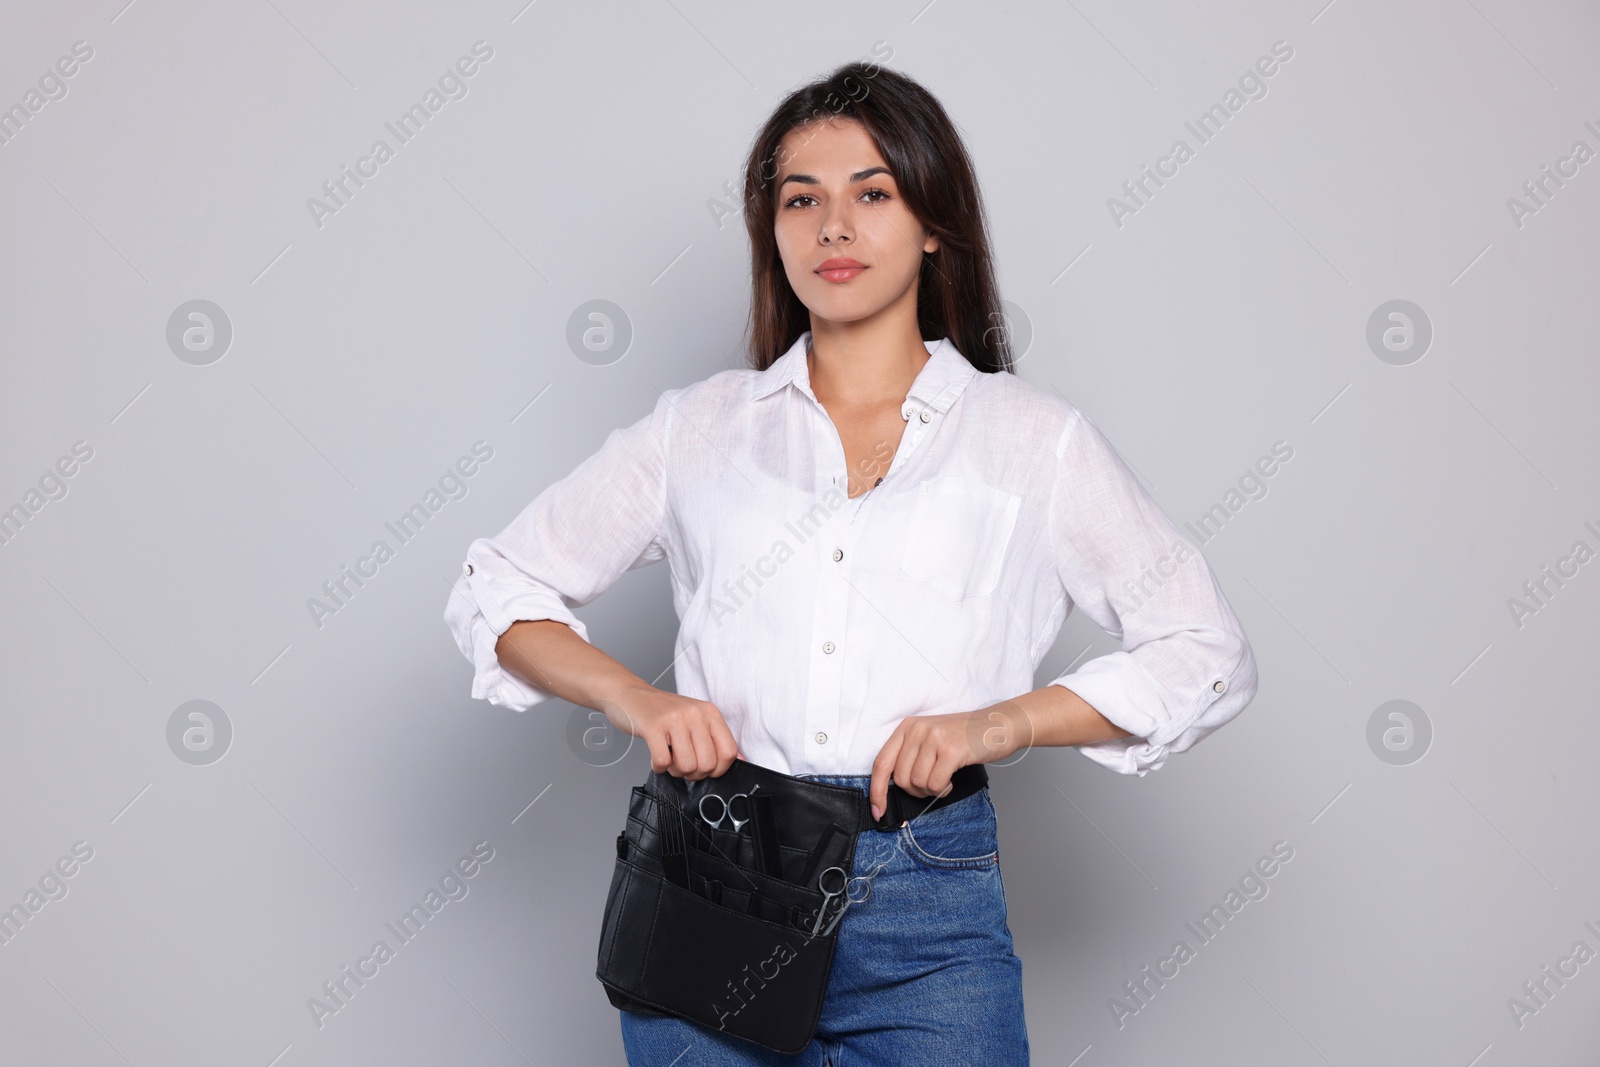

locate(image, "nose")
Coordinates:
819 198 853 244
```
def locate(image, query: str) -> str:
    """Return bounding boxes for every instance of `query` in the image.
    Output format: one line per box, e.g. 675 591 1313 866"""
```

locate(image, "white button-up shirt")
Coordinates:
443 331 1257 776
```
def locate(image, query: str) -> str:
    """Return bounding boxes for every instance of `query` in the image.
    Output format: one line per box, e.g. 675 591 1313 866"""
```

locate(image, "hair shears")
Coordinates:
698 783 762 832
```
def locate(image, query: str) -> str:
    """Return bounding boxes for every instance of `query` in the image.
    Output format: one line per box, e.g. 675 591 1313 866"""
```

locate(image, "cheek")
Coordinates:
773 229 809 285
772 222 798 261
863 217 925 278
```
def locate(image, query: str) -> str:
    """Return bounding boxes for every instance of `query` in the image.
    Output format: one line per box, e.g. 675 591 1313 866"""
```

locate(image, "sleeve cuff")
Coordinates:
1070 732 1171 776
445 570 593 712
1048 653 1194 777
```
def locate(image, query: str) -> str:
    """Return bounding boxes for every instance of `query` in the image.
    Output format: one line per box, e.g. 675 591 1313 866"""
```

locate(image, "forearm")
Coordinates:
982 682 1135 754
873 682 1139 806
494 619 652 712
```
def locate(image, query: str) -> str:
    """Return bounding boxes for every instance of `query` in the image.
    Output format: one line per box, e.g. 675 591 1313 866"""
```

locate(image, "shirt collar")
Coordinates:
751 330 978 413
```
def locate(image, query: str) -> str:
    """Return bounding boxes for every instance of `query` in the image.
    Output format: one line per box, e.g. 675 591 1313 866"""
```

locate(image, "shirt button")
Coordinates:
902 406 913 421
919 410 931 423
822 641 835 654
1212 679 1226 693
832 548 844 562
464 563 474 576
815 732 828 744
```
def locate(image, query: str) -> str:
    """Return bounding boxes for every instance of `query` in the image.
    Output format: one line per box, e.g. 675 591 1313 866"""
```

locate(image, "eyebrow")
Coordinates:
777 166 892 190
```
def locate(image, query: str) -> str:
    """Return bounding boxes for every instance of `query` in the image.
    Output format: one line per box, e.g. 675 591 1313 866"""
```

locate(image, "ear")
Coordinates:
923 229 941 254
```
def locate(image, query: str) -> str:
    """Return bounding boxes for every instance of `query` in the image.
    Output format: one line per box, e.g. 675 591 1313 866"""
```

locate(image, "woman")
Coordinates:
444 61 1257 1064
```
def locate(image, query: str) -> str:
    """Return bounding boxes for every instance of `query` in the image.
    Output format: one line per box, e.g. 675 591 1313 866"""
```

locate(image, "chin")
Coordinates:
803 292 889 324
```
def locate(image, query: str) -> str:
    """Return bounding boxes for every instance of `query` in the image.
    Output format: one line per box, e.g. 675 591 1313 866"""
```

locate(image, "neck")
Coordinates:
806 315 930 408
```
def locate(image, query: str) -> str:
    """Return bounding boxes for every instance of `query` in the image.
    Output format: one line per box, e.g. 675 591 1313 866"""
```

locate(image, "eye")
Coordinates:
861 187 892 204
782 193 816 209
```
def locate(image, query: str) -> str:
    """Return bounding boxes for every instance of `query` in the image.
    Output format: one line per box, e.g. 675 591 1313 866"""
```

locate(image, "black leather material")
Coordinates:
595 758 989 1053
873 761 988 831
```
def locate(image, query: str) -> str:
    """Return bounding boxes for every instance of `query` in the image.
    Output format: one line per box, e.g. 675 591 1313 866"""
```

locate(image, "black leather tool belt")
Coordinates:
595 756 988 1053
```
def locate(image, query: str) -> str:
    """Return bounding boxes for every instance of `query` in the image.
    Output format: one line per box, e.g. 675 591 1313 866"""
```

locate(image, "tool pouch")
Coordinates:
594 758 870 1054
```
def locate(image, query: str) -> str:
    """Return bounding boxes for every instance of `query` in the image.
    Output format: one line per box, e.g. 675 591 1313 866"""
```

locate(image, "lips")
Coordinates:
815 258 866 282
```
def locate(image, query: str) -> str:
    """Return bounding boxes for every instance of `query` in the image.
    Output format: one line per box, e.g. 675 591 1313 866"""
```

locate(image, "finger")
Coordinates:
894 740 923 801
707 707 740 777
929 749 960 799
870 733 903 823
645 729 674 775
684 717 718 780
665 722 698 778
908 736 943 797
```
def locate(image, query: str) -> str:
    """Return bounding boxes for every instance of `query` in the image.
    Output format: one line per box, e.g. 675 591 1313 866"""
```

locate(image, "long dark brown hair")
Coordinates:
740 61 1014 375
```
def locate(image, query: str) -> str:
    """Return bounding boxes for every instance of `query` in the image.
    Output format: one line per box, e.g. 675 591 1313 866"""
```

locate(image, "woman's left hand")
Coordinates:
869 703 1030 822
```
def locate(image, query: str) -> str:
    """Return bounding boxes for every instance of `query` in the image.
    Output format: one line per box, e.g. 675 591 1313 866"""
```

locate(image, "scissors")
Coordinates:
698 783 761 832
808 865 849 937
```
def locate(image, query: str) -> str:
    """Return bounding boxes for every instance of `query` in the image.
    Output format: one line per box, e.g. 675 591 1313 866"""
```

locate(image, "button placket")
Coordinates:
803 398 859 772
800 392 938 771
887 409 931 481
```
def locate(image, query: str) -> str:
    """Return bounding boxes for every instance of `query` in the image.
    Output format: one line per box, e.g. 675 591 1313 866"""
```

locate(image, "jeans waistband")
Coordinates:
793 774 872 796
794 774 990 799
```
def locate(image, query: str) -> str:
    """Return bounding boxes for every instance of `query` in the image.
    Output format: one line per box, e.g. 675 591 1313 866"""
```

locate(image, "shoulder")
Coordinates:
646 365 762 424
963 366 1084 453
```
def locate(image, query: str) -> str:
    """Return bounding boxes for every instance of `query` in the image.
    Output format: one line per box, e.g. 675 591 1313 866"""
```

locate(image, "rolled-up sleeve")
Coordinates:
1044 407 1258 775
442 390 672 711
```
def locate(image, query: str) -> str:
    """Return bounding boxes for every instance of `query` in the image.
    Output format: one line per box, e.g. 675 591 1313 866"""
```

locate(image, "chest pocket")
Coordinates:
899 476 1023 599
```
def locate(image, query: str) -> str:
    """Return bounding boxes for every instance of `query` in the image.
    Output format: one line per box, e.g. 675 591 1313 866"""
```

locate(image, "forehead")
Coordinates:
775 118 888 175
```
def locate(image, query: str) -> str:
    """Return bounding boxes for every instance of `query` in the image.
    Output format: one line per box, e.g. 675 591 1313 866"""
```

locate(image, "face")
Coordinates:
771 118 939 326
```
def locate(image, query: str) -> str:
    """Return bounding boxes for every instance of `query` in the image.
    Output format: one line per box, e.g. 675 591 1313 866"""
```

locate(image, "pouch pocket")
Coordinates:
601 770 861 1052
636 870 837 1054
683 844 826 928
629 790 814 886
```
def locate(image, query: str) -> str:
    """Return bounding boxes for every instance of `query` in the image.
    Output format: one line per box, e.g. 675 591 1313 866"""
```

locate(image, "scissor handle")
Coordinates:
697 793 728 828
726 792 757 831
808 865 851 938
698 783 762 831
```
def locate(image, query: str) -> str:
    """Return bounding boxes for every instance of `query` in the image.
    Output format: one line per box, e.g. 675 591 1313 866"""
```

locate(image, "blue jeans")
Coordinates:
619 777 1030 1065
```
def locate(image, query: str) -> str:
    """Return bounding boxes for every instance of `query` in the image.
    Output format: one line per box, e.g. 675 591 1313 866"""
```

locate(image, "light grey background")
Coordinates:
2 1 1597 1064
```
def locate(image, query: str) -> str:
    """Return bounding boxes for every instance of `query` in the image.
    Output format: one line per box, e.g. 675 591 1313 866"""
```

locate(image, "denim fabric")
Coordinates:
619 778 1030 1065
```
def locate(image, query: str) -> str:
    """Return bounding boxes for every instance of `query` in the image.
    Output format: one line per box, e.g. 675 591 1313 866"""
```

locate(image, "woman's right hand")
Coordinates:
601 684 742 780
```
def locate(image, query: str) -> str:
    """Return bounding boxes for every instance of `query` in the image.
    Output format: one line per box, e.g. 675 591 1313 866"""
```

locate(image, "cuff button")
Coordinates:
464 563 474 576
1212 679 1225 693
